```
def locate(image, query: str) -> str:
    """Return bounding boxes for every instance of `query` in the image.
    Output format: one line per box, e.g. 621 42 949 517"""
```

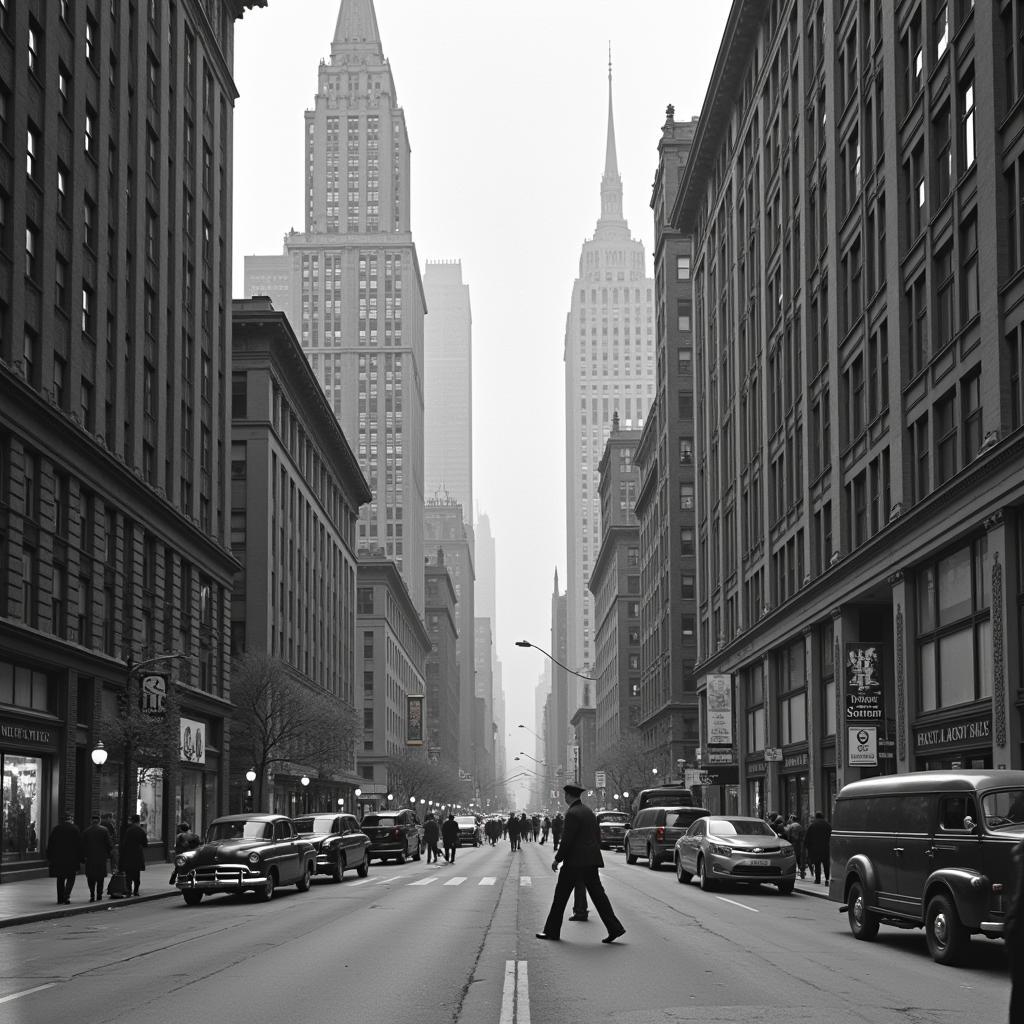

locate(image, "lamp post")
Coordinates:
91 741 108 767
300 775 310 814
245 768 256 811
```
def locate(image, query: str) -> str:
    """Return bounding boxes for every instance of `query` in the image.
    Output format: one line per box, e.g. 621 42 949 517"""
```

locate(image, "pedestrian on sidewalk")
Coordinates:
441 812 459 864
804 810 832 885
99 812 118 870
81 814 113 901
536 783 625 945
168 821 199 884
785 814 806 879
551 812 564 851
46 811 82 905
1006 836 1024 1023
540 815 551 845
423 812 442 864
119 814 148 896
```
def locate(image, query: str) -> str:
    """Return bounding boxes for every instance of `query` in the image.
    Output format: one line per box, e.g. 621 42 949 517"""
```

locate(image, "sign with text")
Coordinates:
406 694 424 746
706 674 733 746
594 770 606 789
848 726 878 766
140 673 168 716
845 643 883 721
915 715 992 751
179 718 206 764
706 745 736 765
764 747 783 762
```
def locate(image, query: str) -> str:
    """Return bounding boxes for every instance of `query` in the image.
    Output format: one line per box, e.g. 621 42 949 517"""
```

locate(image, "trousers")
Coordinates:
543 865 622 939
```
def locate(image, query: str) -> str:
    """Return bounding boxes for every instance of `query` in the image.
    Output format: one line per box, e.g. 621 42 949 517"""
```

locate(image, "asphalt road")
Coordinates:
0 839 1011 1024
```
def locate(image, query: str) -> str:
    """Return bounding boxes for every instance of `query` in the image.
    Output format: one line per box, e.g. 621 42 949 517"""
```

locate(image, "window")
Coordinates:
908 273 928 375
960 70 976 172
907 141 926 238
85 14 97 66
25 223 39 280
82 283 95 335
961 371 983 462
934 103 952 203
84 105 96 158
676 255 691 281
961 214 979 324
26 123 40 180
935 244 954 349
935 3 949 61
28 21 41 77
746 664 766 751
57 162 70 219
912 413 930 502
935 389 957 484
55 256 69 310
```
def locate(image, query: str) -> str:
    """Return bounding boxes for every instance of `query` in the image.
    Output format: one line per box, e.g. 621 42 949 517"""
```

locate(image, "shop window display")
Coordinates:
2 754 43 860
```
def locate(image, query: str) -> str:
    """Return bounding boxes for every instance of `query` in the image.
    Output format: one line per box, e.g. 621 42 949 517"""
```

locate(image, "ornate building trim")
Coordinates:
834 637 843 767
993 552 1006 747
895 604 906 763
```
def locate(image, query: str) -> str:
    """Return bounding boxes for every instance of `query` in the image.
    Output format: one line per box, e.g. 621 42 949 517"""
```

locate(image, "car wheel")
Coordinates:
296 861 312 892
183 891 203 906
331 854 345 883
676 857 692 884
625 843 638 865
777 880 794 895
846 880 880 941
698 857 716 892
396 849 406 864
925 892 968 965
647 846 660 870
357 852 370 878
258 871 277 902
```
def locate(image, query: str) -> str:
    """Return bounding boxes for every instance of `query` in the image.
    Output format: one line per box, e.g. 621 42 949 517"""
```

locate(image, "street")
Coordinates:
0 840 1009 1024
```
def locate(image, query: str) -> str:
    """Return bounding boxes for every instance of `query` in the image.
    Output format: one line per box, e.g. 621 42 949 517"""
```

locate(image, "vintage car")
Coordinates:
595 810 630 851
360 808 423 863
174 813 316 905
292 813 371 881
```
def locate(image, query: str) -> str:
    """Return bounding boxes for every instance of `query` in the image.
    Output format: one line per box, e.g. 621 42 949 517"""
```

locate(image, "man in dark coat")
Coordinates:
507 812 521 851
100 812 118 869
1006 838 1024 1024
81 814 113 901
536 783 625 944
804 810 832 884
119 813 149 896
440 812 460 863
551 812 564 850
423 813 442 863
46 812 82 904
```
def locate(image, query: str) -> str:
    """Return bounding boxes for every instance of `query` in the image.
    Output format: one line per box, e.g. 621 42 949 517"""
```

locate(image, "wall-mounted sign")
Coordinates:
406 694 424 746
848 726 878 766
180 718 206 764
706 674 733 746
914 714 991 752
140 673 168 716
0 718 57 748
845 643 883 721
706 746 736 765
594 770 606 789
764 747 783 762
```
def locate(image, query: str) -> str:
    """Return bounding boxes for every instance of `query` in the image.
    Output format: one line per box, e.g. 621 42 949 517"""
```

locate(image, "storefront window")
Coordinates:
746 777 764 818
746 663 765 751
177 767 214 840
822 620 836 736
137 767 164 844
2 754 44 860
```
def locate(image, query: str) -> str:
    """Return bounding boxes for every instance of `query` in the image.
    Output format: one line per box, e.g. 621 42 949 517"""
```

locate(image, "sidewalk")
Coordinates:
794 876 832 899
0 873 178 929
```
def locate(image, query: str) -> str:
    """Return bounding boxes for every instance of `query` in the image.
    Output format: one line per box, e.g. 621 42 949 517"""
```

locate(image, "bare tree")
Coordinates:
600 730 652 799
384 751 473 810
231 652 357 811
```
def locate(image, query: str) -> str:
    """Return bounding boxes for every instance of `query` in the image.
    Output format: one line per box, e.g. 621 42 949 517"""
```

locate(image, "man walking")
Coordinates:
551 812 564 850
804 810 832 885
441 812 459 864
46 811 82 905
119 813 148 896
423 812 442 864
81 814 113 901
536 783 625 944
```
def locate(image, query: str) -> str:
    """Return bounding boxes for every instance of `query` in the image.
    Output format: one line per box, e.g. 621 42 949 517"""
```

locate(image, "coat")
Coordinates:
423 818 440 845
804 817 832 856
554 799 604 868
506 815 520 837
81 823 113 877
119 823 149 873
440 817 459 845
46 821 82 876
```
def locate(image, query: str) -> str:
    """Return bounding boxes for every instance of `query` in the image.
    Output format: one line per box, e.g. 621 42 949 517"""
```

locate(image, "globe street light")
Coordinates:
245 768 257 784
90 740 108 767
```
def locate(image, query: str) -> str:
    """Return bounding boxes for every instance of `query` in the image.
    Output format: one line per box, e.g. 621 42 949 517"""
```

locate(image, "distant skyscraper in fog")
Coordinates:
424 261 473 518
564 61 656 687
245 0 426 612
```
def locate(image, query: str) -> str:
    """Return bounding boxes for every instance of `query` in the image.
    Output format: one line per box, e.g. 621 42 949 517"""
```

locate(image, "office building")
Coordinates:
424 553 459 766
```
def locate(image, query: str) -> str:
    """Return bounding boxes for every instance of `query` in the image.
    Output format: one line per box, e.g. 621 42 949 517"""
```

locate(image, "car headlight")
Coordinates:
779 843 794 856
708 843 732 857
247 852 261 865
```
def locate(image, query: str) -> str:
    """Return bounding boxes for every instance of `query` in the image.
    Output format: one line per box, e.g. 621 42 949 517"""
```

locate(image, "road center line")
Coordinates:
714 895 759 912
516 960 531 1024
0 984 57 1004
499 961 516 1024
499 961 530 1024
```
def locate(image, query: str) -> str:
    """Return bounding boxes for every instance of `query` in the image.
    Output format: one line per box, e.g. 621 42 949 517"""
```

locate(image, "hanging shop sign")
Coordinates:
140 673 168 717
845 643 884 721
706 674 733 746
848 726 878 767
406 694 424 746
179 718 206 764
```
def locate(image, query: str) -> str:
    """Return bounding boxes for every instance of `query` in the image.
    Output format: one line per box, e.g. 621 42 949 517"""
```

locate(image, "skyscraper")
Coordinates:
564 61 656 704
424 261 473 517
245 0 426 612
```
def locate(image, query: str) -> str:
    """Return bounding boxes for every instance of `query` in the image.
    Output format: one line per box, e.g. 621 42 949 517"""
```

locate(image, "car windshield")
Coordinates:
982 790 1024 828
362 815 395 827
293 815 335 834
456 817 476 825
708 819 775 838
599 813 628 823
207 820 271 842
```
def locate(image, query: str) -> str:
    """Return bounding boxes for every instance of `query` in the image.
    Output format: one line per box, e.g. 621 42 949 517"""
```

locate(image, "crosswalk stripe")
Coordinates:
479 876 496 886
346 879 371 886
409 877 437 886
443 876 467 886
519 876 532 886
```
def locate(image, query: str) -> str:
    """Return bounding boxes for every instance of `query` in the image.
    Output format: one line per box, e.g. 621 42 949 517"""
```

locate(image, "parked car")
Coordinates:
361 808 423 863
596 810 630 851
632 784 695 812
292 813 371 882
828 769 1024 965
675 815 796 894
625 805 709 868
454 815 482 847
174 813 316 905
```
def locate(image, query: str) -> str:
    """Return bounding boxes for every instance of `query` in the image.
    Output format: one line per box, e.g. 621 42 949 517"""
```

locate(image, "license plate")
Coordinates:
744 858 770 867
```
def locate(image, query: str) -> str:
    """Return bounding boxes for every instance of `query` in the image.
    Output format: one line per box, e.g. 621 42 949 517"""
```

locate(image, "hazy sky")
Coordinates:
231 1 731 785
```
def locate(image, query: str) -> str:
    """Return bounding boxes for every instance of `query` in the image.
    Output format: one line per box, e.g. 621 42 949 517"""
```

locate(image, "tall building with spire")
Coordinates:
245 0 426 612
564 60 656 712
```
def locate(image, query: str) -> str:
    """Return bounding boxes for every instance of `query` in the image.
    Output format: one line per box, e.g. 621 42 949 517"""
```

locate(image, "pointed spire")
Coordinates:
599 46 624 227
331 0 383 60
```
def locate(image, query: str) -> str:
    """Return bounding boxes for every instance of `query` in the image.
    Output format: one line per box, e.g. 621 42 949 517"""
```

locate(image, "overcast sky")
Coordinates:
232 1 731 793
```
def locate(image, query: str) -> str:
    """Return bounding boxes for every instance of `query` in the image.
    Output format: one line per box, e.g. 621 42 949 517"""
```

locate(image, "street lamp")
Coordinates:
245 768 257 812
300 775 310 814
90 741 108 767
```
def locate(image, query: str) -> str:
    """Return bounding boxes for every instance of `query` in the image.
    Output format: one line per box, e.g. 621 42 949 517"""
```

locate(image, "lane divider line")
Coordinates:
498 961 530 1024
714 895 758 912
517 961 530 1024
0 984 57 1005
499 961 516 1024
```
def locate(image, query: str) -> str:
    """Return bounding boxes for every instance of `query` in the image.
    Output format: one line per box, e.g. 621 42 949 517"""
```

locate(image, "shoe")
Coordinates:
569 914 588 922
535 932 559 941
89 896 95 903
602 926 626 944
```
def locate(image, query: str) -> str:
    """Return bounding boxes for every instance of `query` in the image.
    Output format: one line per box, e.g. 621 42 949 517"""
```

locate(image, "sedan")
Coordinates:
455 815 482 847
292 813 371 882
674 815 797 895
360 809 423 863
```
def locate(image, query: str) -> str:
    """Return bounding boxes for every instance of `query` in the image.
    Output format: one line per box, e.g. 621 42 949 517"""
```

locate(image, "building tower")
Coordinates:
245 0 426 612
564 57 656 710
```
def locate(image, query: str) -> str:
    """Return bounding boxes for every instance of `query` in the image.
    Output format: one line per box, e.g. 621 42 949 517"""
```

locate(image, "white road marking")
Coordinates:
715 895 759 912
409 877 437 886
0 984 57 1004
499 961 530 1024
479 876 496 886
443 876 466 886
374 876 399 884
346 879 371 886
519 876 532 886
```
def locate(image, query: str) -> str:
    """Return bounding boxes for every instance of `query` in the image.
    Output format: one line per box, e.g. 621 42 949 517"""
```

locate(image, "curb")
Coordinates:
0 888 179 930
794 882 831 900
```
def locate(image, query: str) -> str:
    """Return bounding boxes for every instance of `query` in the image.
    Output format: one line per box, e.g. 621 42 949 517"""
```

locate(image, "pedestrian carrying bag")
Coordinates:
107 871 129 898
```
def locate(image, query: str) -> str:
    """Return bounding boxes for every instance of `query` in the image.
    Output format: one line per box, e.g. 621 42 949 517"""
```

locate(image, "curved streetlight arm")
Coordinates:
127 651 191 676
515 640 592 680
